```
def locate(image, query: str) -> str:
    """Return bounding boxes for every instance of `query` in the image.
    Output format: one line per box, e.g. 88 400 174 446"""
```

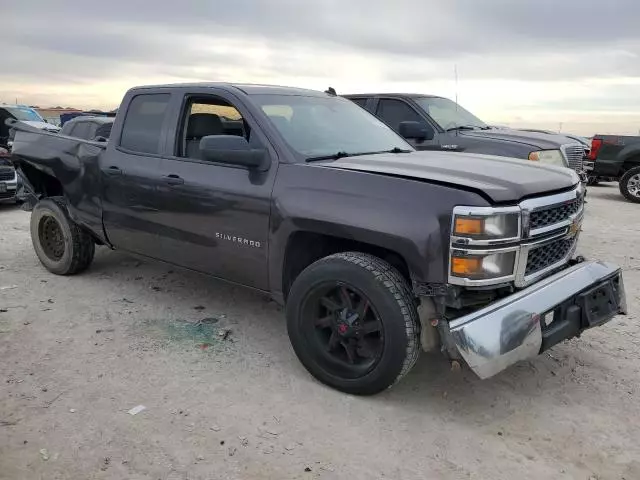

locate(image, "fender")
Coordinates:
618 143 640 167
268 163 491 299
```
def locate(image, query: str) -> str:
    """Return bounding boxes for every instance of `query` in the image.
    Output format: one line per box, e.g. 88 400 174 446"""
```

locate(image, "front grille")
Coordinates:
0 167 15 181
526 237 576 276
529 197 582 230
563 144 586 172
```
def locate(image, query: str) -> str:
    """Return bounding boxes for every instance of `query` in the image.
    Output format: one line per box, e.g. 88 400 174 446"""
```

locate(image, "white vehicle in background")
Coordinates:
0 104 60 145
0 104 60 204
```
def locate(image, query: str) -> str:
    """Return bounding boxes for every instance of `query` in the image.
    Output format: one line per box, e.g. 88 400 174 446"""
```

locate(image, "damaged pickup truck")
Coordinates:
9 83 627 395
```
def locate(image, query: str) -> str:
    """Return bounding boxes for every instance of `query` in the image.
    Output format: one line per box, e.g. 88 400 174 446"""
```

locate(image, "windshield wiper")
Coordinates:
384 147 412 153
306 151 352 162
305 147 411 163
445 125 478 132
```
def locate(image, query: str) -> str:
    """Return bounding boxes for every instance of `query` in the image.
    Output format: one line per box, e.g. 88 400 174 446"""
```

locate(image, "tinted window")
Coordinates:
95 122 113 139
349 98 369 108
119 94 170 154
71 122 93 140
376 99 424 132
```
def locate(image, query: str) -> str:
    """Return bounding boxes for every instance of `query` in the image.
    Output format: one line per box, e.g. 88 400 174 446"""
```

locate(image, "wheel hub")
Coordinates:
303 284 384 374
39 215 65 261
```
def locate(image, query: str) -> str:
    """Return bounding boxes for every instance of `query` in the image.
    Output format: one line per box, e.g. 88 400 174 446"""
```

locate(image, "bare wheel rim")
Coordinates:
627 173 640 198
300 282 385 380
38 215 65 261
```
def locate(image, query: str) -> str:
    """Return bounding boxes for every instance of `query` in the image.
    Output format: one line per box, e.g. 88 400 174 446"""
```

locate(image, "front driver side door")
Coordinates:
153 89 278 290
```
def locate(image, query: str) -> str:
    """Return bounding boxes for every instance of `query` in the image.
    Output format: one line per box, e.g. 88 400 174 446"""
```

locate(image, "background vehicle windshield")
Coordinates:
414 96 487 130
252 94 413 159
5 106 45 122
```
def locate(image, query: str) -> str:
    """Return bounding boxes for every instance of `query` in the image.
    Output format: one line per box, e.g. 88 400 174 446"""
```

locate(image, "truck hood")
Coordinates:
460 127 570 150
319 150 579 203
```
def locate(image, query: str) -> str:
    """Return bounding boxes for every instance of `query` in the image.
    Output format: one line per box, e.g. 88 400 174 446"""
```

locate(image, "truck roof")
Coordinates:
130 83 329 97
343 93 444 99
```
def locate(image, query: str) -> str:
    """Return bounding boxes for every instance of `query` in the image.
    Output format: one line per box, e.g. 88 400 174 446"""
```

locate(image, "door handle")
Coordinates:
105 166 123 176
163 174 184 186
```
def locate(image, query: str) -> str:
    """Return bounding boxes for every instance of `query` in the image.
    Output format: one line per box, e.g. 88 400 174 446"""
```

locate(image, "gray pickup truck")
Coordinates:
344 93 588 177
8 83 626 395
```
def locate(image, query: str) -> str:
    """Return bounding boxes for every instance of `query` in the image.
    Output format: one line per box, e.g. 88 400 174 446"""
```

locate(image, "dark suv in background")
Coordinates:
344 93 587 176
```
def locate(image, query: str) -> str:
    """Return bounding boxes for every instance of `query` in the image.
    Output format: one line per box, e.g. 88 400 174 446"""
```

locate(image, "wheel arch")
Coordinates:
279 227 420 302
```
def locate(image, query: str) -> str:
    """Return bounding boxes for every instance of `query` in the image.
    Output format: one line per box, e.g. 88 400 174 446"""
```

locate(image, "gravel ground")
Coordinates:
0 184 639 480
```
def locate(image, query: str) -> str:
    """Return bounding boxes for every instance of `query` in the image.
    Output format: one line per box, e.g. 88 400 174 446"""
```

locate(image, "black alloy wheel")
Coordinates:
302 282 384 379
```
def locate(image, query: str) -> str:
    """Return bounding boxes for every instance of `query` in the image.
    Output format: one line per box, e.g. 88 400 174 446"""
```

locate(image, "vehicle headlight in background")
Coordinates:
450 251 517 280
528 149 567 167
453 212 520 240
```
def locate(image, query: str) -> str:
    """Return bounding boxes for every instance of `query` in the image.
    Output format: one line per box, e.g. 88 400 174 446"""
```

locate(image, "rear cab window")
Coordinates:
119 93 171 154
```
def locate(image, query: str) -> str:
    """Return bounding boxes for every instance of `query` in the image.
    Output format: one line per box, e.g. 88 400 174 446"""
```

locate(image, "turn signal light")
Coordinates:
454 218 483 235
451 257 482 275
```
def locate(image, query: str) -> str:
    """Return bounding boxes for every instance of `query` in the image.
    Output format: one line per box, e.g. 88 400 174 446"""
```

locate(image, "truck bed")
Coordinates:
9 120 108 240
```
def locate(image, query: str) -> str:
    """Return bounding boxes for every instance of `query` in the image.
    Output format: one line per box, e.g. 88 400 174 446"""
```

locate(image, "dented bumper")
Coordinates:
449 261 626 379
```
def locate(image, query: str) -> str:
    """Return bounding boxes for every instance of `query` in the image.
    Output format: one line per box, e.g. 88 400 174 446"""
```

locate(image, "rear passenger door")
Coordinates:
153 89 277 290
101 92 172 258
374 97 442 150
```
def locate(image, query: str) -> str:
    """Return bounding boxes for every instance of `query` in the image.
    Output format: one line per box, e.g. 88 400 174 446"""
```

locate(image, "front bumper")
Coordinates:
449 261 626 379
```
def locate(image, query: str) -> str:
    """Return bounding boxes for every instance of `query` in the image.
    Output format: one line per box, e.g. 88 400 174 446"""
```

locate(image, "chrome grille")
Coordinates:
525 237 576 276
529 197 582 231
0 167 15 181
562 144 586 172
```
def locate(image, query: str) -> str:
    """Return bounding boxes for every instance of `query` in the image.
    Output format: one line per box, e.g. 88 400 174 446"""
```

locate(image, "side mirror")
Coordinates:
200 135 269 171
399 121 435 141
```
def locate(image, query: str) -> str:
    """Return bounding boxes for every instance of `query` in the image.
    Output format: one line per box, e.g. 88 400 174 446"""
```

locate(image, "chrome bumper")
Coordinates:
449 261 626 379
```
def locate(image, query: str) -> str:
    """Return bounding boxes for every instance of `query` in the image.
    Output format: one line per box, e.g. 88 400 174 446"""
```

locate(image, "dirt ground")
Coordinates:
1 184 639 480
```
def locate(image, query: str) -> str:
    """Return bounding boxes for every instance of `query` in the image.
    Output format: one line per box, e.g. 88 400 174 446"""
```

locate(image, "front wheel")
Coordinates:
619 166 640 203
30 197 95 275
286 252 420 395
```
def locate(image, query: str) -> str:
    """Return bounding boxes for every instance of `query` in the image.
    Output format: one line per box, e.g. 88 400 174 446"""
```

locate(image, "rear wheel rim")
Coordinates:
39 215 65 261
300 282 385 379
627 174 640 198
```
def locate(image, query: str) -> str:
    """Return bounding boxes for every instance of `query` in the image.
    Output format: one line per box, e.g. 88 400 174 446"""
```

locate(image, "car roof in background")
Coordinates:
66 116 114 124
343 93 444 99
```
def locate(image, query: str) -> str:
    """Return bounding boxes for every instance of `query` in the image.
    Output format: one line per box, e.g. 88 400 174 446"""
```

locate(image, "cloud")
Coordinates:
2 0 640 134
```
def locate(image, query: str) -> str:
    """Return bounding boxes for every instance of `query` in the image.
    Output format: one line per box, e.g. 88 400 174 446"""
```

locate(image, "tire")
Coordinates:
587 175 599 186
619 166 640 203
286 252 420 395
30 197 95 275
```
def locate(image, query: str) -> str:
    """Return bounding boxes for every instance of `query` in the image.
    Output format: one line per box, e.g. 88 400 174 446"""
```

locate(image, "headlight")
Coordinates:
528 149 566 167
453 212 520 241
450 251 517 280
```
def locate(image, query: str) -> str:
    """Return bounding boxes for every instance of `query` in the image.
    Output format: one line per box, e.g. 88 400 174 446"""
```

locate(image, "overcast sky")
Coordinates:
2 0 640 135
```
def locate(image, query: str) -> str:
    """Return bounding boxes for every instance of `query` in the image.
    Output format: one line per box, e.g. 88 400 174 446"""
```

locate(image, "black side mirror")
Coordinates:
399 121 435 141
200 135 269 171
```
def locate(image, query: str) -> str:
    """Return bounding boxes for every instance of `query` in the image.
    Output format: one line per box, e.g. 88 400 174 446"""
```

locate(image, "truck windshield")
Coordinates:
252 94 413 160
414 97 488 131
5 106 45 122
